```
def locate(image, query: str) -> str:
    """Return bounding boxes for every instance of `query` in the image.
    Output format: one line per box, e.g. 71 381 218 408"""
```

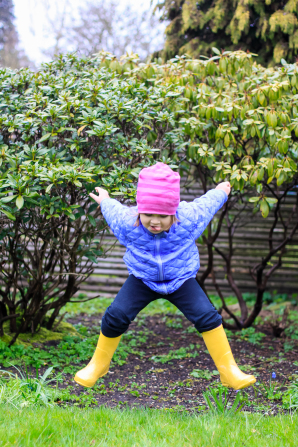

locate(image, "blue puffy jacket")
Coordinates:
100 189 228 295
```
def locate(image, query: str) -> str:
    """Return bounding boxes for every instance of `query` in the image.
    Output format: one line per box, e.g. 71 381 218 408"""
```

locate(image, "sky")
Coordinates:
13 0 163 66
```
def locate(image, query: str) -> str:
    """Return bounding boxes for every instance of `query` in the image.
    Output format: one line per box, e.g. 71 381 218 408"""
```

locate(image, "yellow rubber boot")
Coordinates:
202 325 256 390
74 332 122 388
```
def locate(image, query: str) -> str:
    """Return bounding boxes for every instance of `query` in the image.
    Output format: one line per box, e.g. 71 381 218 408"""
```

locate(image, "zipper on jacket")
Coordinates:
155 235 164 281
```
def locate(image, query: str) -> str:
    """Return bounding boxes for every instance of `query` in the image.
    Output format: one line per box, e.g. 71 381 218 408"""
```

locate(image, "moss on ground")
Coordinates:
0 321 79 346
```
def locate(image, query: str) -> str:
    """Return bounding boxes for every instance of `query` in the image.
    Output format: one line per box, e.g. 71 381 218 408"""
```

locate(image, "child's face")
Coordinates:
140 213 172 233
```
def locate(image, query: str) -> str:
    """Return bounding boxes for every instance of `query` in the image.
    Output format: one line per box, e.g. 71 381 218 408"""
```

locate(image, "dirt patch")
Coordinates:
1 308 297 414
56 311 297 414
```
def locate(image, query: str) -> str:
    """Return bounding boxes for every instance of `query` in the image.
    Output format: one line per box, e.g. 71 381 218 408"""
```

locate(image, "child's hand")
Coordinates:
215 182 231 196
89 187 110 205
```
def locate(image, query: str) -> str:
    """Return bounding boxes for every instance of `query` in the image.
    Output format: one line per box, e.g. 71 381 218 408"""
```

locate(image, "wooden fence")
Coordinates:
78 184 298 298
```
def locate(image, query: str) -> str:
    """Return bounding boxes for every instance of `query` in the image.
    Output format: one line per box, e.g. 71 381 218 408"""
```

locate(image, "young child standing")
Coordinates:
74 162 256 390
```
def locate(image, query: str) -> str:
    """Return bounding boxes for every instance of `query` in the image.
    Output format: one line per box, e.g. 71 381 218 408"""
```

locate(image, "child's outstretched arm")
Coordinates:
181 182 231 239
89 187 131 246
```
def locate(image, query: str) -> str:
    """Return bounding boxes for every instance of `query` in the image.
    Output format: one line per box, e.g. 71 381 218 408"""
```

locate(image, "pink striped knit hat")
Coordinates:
136 162 180 215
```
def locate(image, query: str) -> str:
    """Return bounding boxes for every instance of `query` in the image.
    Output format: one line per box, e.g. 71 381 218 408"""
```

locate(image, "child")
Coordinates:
74 162 256 390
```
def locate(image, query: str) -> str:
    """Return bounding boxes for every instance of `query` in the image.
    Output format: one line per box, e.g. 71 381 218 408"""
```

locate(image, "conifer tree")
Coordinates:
0 0 15 51
155 0 298 65
0 0 31 68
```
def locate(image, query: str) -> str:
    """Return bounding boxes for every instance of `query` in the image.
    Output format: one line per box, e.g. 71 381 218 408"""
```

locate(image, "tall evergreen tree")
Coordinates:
155 0 298 65
0 0 31 68
0 0 15 52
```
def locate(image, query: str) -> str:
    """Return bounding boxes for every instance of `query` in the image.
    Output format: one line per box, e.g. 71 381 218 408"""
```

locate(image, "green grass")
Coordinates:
63 296 113 316
64 293 242 317
64 295 183 317
65 290 293 319
0 407 297 447
51 290 298 321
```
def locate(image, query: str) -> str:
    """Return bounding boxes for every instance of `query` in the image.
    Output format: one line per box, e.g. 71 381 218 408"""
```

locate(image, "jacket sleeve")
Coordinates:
179 189 228 240
100 198 135 246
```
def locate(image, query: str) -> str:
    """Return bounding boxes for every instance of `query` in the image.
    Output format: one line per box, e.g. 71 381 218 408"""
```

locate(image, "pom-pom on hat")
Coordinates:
136 162 180 215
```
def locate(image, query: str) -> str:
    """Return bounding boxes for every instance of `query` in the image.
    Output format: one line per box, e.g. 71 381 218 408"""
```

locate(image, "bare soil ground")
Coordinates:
61 311 296 414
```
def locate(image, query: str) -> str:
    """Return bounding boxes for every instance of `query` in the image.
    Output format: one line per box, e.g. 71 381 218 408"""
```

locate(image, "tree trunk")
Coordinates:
9 307 17 333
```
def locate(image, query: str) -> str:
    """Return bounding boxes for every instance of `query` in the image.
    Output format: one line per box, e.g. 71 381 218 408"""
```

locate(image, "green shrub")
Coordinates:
0 53 182 342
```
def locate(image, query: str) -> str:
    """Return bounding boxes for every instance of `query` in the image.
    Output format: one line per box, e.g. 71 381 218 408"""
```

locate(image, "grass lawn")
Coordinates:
1 407 297 447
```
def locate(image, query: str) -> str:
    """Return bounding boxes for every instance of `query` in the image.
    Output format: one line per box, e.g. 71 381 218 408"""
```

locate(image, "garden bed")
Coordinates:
1 300 297 414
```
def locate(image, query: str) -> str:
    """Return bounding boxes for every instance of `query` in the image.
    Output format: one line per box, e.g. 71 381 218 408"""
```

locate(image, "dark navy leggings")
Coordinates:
101 275 222 337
